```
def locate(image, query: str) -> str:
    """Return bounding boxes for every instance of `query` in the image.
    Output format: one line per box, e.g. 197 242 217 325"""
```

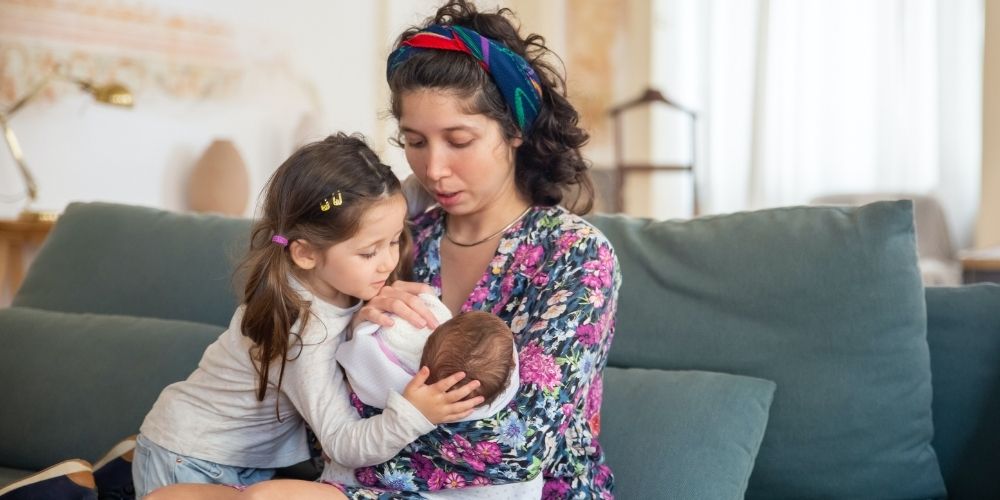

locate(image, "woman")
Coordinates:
344 1 620 497
151 0 619 498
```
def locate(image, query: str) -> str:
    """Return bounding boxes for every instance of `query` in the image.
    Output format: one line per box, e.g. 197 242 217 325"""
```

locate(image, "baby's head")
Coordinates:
420 311 516 405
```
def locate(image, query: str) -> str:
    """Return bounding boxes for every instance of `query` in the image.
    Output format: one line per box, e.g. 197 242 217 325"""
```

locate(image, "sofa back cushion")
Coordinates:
589 201 945 498
0 307 221 470
14 202 250 327
925 284 1000 499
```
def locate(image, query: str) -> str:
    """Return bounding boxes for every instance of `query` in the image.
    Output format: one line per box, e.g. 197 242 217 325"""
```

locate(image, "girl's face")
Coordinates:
294 193 407 307
398 89 523 217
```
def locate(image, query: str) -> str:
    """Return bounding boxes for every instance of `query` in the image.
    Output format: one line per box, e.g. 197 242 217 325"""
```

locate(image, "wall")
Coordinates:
2 0 991 237
0 0 648 221
372 0 440 180
505 0 658 215
0 0 392 220
0 0 444 305
980 0 1000 247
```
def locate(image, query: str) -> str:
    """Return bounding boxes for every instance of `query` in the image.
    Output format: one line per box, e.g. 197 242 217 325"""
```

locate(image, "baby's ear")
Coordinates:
289 240 318 270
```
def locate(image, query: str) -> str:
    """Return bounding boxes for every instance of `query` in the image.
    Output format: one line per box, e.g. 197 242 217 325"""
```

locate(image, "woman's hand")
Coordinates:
403 367 484 424
354 280 440 330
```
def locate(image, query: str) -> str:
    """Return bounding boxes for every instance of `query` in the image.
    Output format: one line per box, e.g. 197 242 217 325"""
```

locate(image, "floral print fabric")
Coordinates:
341 206 621 499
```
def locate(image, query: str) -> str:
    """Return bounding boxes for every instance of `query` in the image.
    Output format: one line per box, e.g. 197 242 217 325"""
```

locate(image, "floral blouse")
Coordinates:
340 205 621 499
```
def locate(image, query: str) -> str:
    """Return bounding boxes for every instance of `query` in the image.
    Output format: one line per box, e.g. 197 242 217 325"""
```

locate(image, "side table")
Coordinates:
960 246 1000 284
0 218 55 305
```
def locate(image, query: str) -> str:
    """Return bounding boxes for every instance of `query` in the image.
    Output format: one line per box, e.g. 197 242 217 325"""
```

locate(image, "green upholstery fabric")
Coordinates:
925 284 1000 499
0 468 30 489
590 201 945 498
13 202 250 328
0 307 221 470
600 368 775 500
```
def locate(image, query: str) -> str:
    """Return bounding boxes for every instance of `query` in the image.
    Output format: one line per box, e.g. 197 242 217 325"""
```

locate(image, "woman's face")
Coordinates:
398 89 523 217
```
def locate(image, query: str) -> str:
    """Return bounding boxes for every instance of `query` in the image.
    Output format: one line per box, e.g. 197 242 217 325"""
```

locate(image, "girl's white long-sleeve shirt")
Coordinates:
139 282 434 469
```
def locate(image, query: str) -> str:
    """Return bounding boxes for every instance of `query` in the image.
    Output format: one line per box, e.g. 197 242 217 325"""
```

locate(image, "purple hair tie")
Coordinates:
271 234 289 247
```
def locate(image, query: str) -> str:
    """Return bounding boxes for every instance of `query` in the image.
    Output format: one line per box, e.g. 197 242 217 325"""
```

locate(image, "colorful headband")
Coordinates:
387 24 543 135
271 234 289 247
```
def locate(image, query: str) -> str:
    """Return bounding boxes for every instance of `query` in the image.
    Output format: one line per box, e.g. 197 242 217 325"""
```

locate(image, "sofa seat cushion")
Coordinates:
0 467 31 490
600 368 775 499
926 284 1000 499
0 307 221 471
590 201 945 498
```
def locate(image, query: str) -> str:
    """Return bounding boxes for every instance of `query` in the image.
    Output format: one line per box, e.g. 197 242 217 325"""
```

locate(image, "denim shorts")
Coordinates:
132 434 276 497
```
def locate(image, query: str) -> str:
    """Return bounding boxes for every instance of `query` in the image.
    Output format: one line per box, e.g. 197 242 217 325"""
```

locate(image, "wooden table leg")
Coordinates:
0 219 56 305
0 236 11 304
8 236 24 298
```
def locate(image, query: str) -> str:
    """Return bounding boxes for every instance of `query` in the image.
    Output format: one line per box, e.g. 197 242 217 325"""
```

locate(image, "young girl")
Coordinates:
132 133 484 497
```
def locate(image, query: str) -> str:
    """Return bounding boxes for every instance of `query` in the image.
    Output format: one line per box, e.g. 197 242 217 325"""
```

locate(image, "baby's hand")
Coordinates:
402 367 485 424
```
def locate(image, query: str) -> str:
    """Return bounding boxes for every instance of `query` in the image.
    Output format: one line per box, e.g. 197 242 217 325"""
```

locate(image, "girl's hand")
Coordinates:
354 280 440 330
402 367 485 424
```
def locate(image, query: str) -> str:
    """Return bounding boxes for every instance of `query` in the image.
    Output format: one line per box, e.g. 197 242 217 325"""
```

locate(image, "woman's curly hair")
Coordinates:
388 0 594 214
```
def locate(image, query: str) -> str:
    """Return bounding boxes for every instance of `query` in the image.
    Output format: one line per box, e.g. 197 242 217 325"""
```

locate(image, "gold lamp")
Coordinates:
0 69 133 222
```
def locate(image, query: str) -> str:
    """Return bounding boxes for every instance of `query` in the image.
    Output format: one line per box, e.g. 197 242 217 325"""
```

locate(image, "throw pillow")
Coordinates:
600 368 775 499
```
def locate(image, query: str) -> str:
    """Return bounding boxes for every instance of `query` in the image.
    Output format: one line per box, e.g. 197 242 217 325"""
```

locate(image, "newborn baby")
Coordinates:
336 294 519 420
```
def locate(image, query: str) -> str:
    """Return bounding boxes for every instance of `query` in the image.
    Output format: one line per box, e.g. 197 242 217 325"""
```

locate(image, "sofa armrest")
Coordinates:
926 284 1000 498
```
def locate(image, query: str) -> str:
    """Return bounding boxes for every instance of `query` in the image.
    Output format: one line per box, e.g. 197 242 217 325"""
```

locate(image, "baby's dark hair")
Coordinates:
420 311 515 405
237 133 410 405
388 0 594 214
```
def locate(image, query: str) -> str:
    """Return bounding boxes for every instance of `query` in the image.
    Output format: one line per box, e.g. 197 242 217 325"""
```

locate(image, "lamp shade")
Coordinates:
186 139 249 216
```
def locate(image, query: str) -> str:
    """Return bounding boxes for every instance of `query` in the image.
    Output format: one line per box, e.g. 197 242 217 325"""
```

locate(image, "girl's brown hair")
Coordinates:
388 0 595 214
237 133 409 404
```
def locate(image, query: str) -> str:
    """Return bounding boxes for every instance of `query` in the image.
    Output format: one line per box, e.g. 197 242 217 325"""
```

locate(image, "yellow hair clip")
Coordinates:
320 191 343 212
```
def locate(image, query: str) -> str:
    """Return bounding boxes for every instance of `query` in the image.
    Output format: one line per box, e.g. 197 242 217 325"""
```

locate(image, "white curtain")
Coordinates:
652 0 983 246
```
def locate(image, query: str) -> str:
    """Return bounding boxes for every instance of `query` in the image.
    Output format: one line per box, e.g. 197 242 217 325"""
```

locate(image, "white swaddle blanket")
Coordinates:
329 294 541 498
336 293 520 422
374 292 453 375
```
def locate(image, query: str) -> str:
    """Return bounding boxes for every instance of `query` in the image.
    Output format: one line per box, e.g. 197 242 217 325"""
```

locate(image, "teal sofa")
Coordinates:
1 201 997 499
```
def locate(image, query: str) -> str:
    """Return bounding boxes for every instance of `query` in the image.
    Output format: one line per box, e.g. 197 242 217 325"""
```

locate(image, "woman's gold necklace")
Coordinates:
444 206 533 247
